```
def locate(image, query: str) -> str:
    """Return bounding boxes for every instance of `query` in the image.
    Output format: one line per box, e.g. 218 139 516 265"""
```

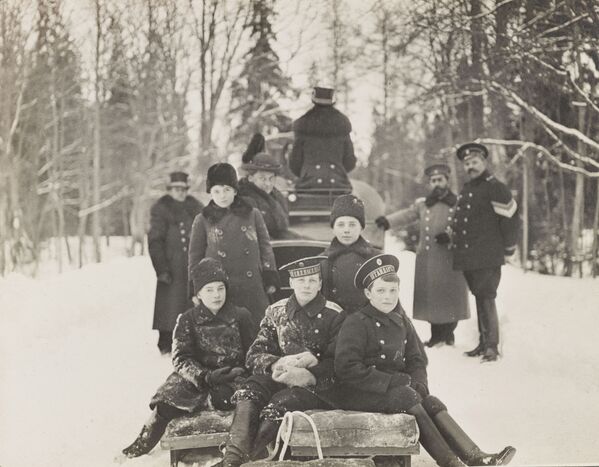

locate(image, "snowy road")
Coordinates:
1 240 599 467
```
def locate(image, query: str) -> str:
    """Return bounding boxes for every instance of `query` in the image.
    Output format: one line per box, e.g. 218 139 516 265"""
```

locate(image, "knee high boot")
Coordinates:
220 400 261 467
408 404 466 467
122 408 170 458
434 411 516 466
465 298 486 357
250 419 281 460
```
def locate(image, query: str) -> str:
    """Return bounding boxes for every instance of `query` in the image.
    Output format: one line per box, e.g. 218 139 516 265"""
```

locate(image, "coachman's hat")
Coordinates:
312 87 335 105
206 162 239 193
168 171 190 188
330 194 365 228
279 256 327 278
354 253 400 289
191 257 229 294
424 163 451 178
456 143 489 161
240 152 282 174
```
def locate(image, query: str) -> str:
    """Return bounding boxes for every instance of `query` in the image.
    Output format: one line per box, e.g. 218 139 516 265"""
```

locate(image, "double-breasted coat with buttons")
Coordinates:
452 171 519 271
246 293 346 395
149 194 203 331
150 301 257 412
335 303 428 400
321 236 381 315
238 177 290 239
386 196 470 324
289 105 356 191
188 197 278 323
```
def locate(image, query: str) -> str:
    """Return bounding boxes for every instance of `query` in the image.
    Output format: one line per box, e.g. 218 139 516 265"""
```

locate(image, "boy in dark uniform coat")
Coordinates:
447 143 519 362
122 258 257 458
321 194 381 314
149 171 203 354
219 256 346 467
335 254 516 467
289 87 356 192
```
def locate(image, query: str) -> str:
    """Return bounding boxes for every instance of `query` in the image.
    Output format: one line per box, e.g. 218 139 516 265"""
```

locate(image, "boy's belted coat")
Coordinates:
149 195 203 331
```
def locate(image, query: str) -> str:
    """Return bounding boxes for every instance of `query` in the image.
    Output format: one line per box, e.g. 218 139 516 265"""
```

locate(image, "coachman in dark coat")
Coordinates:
122 258 257 458
451 143 520 362
149 172 203 354
289 87 356 192
334 254 516 467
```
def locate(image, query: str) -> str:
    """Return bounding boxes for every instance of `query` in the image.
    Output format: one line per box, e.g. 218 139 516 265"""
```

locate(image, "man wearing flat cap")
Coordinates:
375 163 470 347
450 143 519 362
219 256 346 467
289 87 356 192
148 171 203 354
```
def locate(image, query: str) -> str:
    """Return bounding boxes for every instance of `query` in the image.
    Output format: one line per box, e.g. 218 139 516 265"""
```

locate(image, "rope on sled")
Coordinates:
266 410 324 461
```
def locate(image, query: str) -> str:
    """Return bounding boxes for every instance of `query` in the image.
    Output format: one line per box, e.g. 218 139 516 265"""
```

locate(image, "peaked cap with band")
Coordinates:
279 255 327 279
354 253 400 289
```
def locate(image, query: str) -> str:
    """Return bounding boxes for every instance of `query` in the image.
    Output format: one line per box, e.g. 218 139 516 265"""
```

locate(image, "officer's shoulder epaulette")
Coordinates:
325 300 343 313
485 174 496 182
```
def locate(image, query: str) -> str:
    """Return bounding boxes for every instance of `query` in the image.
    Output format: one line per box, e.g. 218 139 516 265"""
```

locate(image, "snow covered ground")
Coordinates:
1 236 599 467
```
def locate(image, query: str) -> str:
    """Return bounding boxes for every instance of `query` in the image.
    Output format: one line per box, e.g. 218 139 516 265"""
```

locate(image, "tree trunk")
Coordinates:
591 179 599 277
469 0 484 137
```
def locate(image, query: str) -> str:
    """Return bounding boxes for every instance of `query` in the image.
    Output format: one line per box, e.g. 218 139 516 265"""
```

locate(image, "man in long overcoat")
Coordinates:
450 143 519 362
149 172 203 354
376 163 470 346
289 87 356 192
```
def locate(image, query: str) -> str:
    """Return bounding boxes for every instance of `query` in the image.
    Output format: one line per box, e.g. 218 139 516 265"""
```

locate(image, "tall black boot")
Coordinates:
219 400 261 467
480 299 500 362
465 298 486 357
250 419 281 460
408 404 466 467
426 324 444 347
433 411 516 466
122 408 170 458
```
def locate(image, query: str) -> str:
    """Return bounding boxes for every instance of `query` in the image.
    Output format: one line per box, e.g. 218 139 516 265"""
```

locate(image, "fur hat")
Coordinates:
206 162 238 193
241 152 281 174
191 258 228 294
330 194 365 228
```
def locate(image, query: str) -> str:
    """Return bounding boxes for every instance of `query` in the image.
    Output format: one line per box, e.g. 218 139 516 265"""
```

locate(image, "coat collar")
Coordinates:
467 169 492 187
361 302 406 328
238 177 273 204
287 292 326 320
201 196 252 223
323 236 377 262
425 189 457 208
191 300 237 325
158 194 202 218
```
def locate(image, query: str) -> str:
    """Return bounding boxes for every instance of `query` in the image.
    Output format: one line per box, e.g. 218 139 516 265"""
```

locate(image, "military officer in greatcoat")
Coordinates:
445 143 519 362
218 256 346 467
148 172 203 354
376 163 470 346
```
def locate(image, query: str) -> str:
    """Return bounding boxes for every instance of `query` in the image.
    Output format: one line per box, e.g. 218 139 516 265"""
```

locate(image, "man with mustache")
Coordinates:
446 143 519 362
375 163 470 347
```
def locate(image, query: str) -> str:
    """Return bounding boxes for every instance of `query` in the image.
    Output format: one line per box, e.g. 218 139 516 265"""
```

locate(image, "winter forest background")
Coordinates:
2 0 599 277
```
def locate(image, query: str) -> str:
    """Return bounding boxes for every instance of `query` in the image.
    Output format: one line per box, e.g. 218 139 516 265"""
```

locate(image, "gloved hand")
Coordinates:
389 372 412 388
157 271 172 284
435 232 451 245
272 352 318 373
272 366 316 388
410 381 430 397
205 366 238 387
262 270 280 293
375 216 390 231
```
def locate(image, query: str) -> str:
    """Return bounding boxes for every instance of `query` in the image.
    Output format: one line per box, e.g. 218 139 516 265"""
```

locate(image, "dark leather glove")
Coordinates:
262 270 280 290
375 216 390 231
157 271 172 284
411 381 430 397
389 372 412 388
205 366 232 386
435 232 451 245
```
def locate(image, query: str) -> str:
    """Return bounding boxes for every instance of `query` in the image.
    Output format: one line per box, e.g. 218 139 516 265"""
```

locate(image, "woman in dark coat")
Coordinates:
148 172 203 354
122 258 257 458
334 254 516 467
189 163 279 323
289 87 356 192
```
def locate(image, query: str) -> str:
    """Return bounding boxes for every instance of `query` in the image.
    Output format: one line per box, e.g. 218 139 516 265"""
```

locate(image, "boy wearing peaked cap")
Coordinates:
122 258 257 458
189 162 279 324
334 254 516 467
321 194 381 314
219 256 346 467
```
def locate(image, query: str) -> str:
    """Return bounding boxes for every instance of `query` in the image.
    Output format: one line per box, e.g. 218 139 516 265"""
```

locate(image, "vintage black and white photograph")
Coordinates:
1 1 598 466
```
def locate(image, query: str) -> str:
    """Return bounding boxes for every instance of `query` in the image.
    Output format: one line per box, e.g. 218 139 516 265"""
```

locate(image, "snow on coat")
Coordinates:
452 170 519 271
246 293 346 393
238 177 290 239
148 194 203 331
290 105 356 191
188 196 278 324
321 236 381 314
387 195 470 324
150 301 257 412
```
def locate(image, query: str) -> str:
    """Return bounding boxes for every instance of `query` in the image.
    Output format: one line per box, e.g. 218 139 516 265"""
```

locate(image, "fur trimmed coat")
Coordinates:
188 196 278 323
149 194 203 331
238 177 290 239
290 105 356 191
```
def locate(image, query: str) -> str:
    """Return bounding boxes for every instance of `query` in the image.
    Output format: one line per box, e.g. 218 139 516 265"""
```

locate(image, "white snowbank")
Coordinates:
1 237 598 467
